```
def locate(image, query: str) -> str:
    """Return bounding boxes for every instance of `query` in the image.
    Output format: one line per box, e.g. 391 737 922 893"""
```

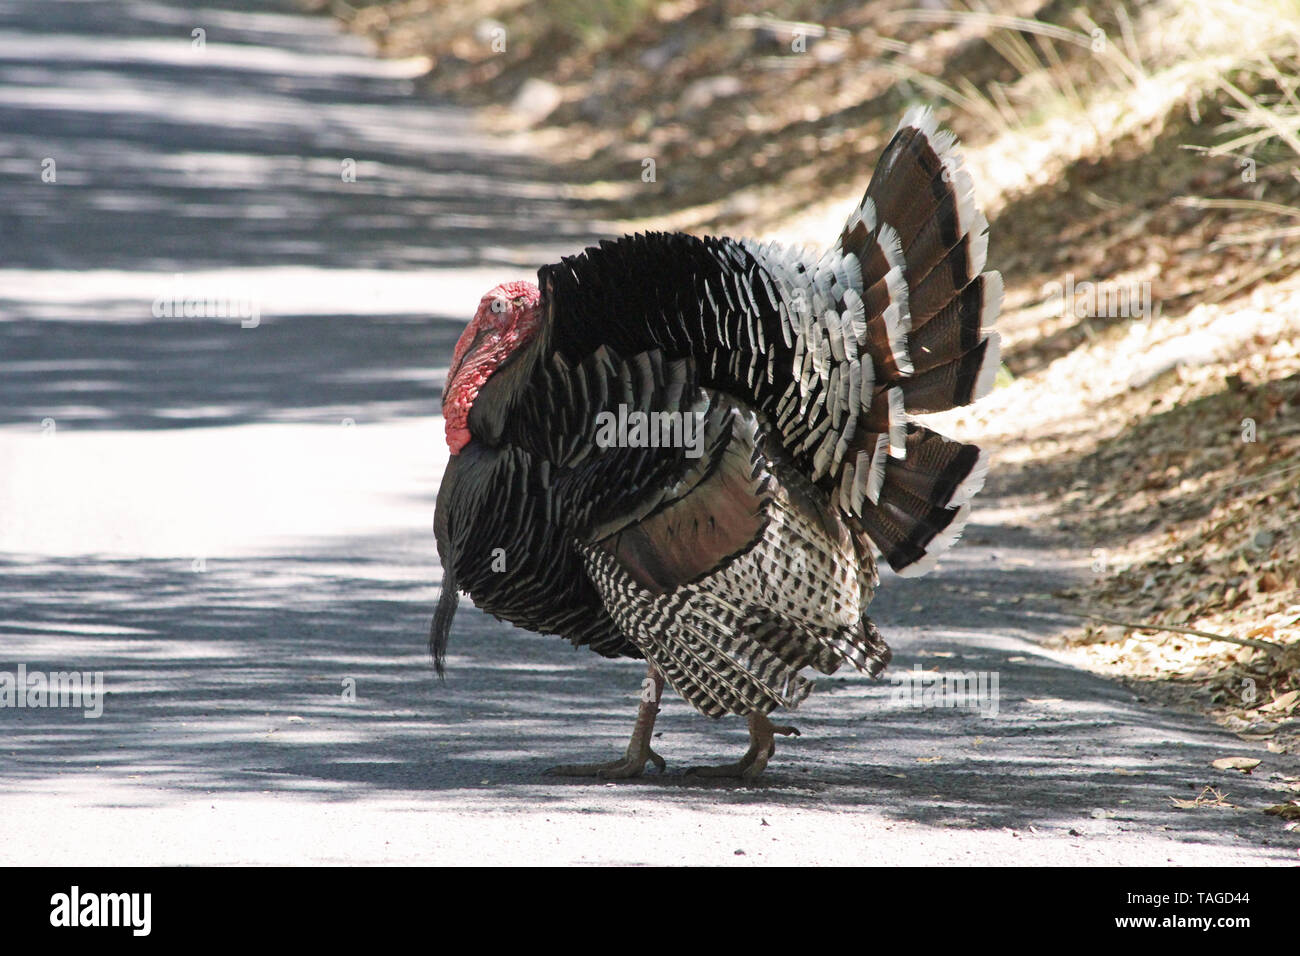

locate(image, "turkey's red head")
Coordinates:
443 281 542 454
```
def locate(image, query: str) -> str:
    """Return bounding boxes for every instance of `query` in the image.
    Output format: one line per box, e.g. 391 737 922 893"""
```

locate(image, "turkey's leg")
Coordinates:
546 664 666 779
685 711 800 780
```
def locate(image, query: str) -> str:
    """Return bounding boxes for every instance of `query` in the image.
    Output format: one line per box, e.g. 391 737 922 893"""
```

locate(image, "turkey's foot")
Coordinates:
546 744 666 779
546 664 666 780
686 712 800 780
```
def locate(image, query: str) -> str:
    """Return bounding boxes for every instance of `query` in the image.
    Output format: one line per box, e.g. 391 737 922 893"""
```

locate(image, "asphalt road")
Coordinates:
1 0 1297 866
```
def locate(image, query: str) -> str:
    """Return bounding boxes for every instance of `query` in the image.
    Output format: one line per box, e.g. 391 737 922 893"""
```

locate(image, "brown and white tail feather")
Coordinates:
827 107 1002 575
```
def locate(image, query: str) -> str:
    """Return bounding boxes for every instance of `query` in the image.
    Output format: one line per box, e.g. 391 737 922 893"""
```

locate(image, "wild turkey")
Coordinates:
432 108 1002 778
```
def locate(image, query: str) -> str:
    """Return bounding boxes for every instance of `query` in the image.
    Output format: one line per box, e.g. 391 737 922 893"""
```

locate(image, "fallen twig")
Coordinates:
1058 610 1294 661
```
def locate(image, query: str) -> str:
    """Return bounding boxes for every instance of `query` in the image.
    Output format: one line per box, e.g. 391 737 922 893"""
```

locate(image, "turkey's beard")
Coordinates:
429 565 458 677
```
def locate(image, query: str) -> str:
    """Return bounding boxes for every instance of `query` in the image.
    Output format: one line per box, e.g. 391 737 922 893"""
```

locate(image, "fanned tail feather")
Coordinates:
828 108 1002 574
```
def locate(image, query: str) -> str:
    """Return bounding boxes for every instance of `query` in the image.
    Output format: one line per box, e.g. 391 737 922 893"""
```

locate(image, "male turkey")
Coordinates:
432 108 1002 779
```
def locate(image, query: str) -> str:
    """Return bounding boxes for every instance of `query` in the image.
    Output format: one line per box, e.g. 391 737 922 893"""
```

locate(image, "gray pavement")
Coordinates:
1 0 1297 865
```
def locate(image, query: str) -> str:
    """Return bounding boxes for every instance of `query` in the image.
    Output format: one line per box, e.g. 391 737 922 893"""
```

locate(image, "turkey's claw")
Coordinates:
546 744 666 779
686 712 799 780
546 664 666 780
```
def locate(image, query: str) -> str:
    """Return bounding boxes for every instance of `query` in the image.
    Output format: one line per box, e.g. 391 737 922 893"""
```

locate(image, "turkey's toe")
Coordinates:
685 712 795 779
646 746 667 773
546 758 625 778
741 745 774 780
684 744 769 780
684 756 757 779
546 746 664 780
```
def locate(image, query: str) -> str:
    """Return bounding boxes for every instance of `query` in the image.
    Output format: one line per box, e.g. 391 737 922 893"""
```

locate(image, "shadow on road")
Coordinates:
0 0 592 274
0 539 1290 857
